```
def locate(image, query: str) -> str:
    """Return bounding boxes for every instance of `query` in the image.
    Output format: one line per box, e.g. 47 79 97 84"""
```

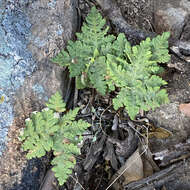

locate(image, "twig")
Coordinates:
124 161 184 189
70 174 86 190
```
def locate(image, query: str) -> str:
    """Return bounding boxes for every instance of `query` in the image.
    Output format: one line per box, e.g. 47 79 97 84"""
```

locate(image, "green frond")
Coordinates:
88 56 107 95
108 32 170 119
52 115 90 185
112 33 128 58
150 32 171 63
60 108 80 126
51 7 115 94
46 92 66 113
52 156 75 185
76 6 115 49
20 92 90 185
21 109 59 159
50 49 70 67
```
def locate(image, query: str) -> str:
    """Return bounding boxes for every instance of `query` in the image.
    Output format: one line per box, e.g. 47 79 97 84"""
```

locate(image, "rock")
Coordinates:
154 0 190 40
147 74 190 153
148 102 189 135
0 0 78 189
179 15 190 42
179 103 190 117
154 0 190 57
154 4 187 39
179 41 190 56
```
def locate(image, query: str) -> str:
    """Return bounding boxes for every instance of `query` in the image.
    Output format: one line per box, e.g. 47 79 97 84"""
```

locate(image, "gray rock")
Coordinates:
179 41 190 56
154 0 190 39
0 0 78 189
154 5 187 39
180 15 190 42
147 72 190 153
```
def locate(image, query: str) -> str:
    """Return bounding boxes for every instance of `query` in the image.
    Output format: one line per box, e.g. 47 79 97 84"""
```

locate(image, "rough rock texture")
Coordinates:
146 0 190 153
116 0 154 32
147 58 190 153
154 0 190 59
178 15 190 56
0 0 78 189
154 0 190 40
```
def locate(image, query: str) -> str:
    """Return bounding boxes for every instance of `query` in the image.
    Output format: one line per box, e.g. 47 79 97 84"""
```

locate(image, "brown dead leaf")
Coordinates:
179 103 190 117
140 138 159 177
143 158 154 177
161 185 167 190
122 148 144 185
141 122 171 139
148 127 171 139
110 148 144 190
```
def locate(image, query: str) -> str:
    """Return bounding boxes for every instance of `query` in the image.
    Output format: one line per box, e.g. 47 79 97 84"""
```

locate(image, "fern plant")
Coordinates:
20 6 171 188
52 7 170 120
51 6 115 95
107 33 170 119
20 92 90 185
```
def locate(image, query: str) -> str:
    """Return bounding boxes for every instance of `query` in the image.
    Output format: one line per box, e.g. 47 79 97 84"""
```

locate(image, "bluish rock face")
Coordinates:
32 84 49 101
0 0 77 188
0 0 36 155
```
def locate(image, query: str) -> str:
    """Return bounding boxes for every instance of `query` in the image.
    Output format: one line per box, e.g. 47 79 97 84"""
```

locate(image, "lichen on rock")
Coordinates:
0 0 36 155
0 0 78 189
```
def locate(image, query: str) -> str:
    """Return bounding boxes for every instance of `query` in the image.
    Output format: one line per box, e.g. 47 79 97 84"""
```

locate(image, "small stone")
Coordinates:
178 41 190 56
32 111 38 115
154 7 187 39
179 103 190 117
53 112 60 119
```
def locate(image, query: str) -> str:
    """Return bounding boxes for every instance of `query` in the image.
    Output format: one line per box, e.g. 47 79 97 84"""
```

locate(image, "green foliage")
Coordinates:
51 6 115 95
52 7 170 120
20 6 171 188
20 92 90 185
107 33 170 119
21 109 59 159
52 117 90 185
46 91 66 113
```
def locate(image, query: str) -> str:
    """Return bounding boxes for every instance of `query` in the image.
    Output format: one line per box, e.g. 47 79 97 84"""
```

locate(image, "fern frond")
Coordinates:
112 77 169 119
59 108 80 126
108 32 170 119
150 32 171 63
21 109 59 159
112 33 128 58
51 7 115 94
88 56 107 95
76 7 115 49
52 154 76 185
20 92 90 185
67 41 88 77
46 92 66 113
52 116 90 185
50 49 70 67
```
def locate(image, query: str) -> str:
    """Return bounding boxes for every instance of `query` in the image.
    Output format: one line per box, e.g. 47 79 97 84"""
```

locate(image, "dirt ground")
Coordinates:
117 0 154 32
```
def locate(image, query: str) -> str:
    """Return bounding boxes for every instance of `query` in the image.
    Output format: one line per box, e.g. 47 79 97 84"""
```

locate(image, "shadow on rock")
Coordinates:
11 158 47 190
